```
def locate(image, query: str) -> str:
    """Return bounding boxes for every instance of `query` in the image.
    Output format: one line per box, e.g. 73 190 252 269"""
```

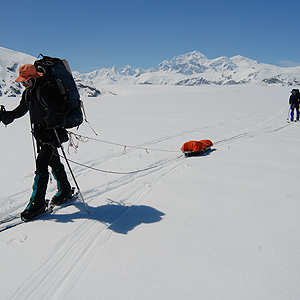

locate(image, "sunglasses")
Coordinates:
22 80 31 85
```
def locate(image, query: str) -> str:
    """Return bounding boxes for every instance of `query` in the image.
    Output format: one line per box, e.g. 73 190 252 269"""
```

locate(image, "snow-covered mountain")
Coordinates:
0 47 34 97
76 50 300 87
0 47 101 97
1 47 300 98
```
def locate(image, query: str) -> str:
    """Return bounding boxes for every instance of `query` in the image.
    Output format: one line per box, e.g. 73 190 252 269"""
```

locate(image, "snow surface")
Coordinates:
0 84 300 300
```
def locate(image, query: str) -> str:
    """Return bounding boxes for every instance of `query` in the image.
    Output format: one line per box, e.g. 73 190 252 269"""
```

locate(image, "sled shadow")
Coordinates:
46 201 165 235
184 148 216 157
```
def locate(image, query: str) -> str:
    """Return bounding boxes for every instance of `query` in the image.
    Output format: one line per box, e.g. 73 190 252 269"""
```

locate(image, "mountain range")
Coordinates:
1 46 300 97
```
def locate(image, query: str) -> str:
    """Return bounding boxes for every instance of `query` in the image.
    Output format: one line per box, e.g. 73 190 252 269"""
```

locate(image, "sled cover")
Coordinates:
181 140 213 153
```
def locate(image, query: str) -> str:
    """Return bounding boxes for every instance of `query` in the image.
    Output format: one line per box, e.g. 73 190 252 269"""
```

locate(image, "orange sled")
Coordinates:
181 140 213 157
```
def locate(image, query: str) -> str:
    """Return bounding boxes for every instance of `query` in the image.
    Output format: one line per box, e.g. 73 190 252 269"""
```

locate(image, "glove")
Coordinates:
0 105 5 122
0 106 14 125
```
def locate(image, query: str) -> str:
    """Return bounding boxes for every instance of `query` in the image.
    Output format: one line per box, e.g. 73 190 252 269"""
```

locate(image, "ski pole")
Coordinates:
30 122 37 163
53 129 90 214
27 102 38 164
287 107 291 121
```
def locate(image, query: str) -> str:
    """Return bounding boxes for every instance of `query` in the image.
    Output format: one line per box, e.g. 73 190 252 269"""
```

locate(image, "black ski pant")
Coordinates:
290 104 299 121
30 143 69 204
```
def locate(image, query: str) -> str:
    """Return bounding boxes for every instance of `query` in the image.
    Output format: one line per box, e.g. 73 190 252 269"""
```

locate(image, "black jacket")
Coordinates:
3 76 68 145
289 93 300 106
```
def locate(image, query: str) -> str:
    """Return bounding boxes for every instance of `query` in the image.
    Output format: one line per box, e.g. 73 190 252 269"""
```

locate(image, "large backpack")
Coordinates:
34 55 83 129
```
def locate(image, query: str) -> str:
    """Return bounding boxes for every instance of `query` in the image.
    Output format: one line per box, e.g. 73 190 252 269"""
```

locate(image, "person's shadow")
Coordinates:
44 200 165 235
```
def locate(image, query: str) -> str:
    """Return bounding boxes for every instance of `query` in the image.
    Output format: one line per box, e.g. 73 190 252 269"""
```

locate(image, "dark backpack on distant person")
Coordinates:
34 55 83 129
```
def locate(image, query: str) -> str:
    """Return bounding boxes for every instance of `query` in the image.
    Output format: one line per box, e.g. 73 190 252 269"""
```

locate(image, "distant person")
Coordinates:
289 89 300 122
0 64 72 221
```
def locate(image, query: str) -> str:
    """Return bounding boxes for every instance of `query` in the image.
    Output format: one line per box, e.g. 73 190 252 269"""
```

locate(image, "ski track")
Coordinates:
11 152 185 299
0 105 288 221
4 104 293 299
68 105 288 183
64 107 267 180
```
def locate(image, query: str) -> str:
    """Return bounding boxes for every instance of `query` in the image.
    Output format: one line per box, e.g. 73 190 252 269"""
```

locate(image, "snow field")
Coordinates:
0 85 299 299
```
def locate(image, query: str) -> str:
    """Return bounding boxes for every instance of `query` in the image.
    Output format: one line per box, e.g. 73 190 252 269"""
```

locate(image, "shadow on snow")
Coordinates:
44 200 165 235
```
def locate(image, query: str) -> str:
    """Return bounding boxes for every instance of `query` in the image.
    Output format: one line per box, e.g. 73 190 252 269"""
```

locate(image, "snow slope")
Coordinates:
0 47 102 98
0 47 36 97
0 84 300 300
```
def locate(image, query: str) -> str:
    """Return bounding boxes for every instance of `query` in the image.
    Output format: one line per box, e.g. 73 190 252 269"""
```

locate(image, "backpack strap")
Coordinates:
54 78 70 105
36 84 48 109
36 79 69 109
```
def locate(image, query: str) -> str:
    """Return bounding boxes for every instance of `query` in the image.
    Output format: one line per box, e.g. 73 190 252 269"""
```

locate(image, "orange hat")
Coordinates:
15 64 43 82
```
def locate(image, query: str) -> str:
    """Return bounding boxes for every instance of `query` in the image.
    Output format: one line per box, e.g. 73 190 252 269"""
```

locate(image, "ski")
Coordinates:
0 191 80 233
0 218 24 232
0 213 20 224
0 189 79 225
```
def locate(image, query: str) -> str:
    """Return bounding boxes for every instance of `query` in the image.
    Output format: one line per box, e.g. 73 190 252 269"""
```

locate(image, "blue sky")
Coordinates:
1 0 299 73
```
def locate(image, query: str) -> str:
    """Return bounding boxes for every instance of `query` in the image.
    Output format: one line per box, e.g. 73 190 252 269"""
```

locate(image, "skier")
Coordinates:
289 89 300 122
0 64 72 221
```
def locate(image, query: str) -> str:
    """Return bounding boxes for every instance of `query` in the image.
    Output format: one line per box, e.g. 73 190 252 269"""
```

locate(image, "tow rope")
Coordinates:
67 131 181 154
61 154 184 175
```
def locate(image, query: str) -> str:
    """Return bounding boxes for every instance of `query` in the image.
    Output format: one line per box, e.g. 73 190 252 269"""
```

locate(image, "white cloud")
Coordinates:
278 60 300 67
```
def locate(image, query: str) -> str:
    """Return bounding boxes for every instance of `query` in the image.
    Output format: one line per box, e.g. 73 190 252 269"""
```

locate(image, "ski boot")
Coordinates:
21 200 47 222
51 188 74 205
21 172 48 221
51 168 72 205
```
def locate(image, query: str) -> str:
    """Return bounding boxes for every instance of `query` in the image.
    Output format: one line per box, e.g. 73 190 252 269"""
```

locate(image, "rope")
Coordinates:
62 155 184 175
64 131 185 175
67 131 181 154
67 131 89 153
